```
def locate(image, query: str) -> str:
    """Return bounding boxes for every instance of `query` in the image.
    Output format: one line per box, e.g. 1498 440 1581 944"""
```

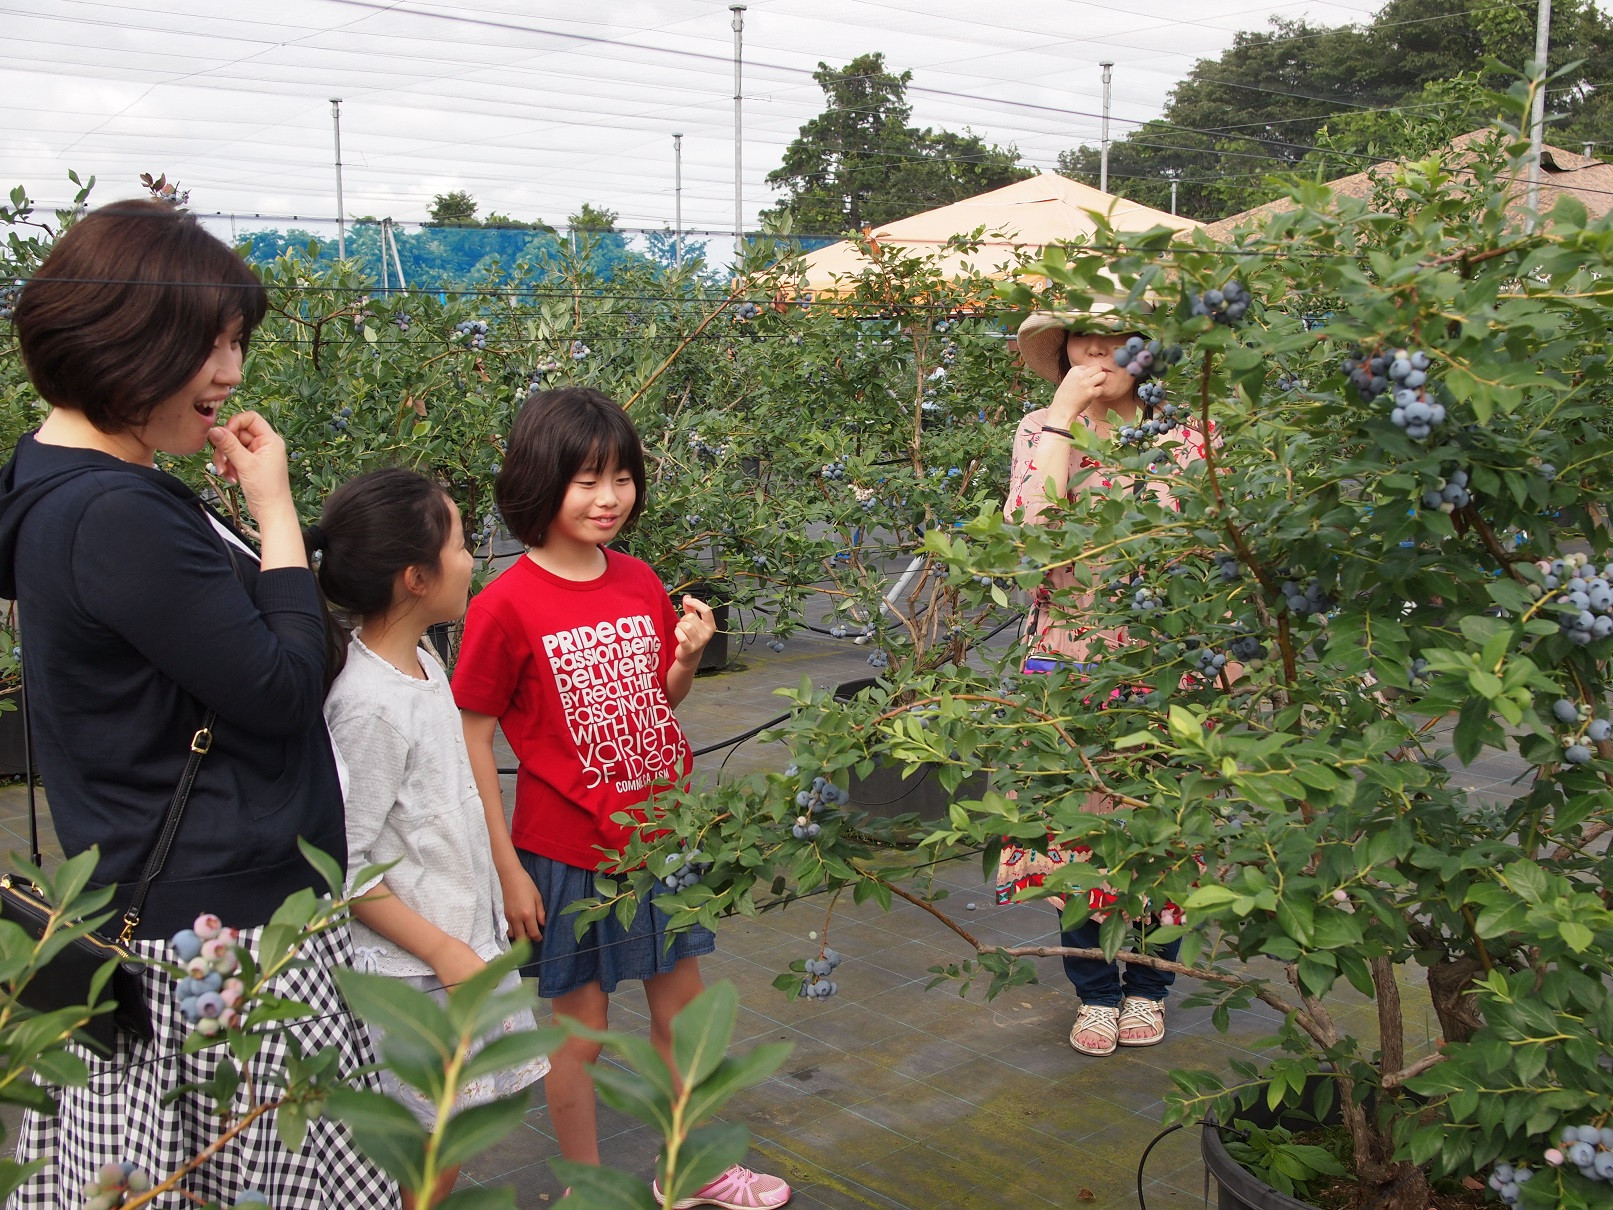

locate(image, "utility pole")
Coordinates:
330 98 346 259
1099 62 1114 196
1167 169 1180 216
380 219 389 291
673 132 685 268
1525 0 1551 232
730 5 746 264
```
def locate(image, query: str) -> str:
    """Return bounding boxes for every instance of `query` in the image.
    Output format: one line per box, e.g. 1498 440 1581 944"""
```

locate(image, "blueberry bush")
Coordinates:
598 73 1613 1210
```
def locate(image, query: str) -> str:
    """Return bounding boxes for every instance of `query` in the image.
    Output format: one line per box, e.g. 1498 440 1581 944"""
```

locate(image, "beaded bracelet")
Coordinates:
1040 424 1077 440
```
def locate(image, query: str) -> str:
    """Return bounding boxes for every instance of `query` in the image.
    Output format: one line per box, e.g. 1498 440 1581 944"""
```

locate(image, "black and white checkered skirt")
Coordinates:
8 925 400 1209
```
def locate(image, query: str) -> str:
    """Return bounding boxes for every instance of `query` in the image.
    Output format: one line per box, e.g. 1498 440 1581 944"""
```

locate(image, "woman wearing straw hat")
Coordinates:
999 303 1205 1058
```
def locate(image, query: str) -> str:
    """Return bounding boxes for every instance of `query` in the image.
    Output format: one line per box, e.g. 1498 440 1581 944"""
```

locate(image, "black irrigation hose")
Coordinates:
1135 1122 1184 1210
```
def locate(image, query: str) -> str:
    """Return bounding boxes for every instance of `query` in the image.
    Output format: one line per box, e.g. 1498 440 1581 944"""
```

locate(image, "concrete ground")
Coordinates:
0 614 1496 1209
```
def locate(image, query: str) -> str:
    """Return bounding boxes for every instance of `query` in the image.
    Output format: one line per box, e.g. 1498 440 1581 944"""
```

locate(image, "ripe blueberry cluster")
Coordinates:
570 340 590 360
1213 553 1241 583
793 777 848 840
1189 280 1250 325
1276 373 1303 392
1553 699 1610 765
1536 1122 1613 1189
79 1161 154 1210
1409 657 1432 685
453 319 488 349
1539 462 1558 482
1280 578 1335 617
766 638 785 653
0 280 20 323
1536 554 1613 645
169 914 245 1035
801 947 842 999
1129 585 1161 614
1114 335 1185 381
393 311 411 333
1343 347 1444 441
828 622 877 642
1188 645 1228 678
1118 402 1185 448
660 848 709 892
733 302 763 321
1420 467 1470 513
1229 634 1268 663
820 459 847 481
866 649 889 670
329 406 353 432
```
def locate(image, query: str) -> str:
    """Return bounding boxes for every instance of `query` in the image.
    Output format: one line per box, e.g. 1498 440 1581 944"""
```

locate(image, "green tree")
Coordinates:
426 189 478 227
764 53 1031 235
568 202 619 232
1057 0 1613 219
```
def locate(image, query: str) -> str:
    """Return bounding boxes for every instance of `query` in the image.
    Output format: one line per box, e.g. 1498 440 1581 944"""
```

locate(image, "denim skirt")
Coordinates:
519 850 716 999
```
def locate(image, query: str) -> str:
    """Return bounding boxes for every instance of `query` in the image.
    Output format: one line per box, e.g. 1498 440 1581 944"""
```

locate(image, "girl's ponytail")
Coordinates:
314 467 458 638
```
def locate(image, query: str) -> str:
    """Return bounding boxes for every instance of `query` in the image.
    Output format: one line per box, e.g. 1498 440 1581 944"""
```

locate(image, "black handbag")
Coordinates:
0 664 217 1054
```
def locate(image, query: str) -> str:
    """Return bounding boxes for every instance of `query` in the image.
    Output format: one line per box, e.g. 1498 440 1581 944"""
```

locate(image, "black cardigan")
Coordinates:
0 434 345 937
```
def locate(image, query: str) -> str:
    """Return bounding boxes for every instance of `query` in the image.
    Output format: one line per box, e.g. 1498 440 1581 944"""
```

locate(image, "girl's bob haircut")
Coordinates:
495 387 647 548
13 198 268 433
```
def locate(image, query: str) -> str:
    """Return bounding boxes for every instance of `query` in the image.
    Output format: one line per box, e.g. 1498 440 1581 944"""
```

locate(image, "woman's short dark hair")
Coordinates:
13 199 267 433
314 468 458 619
496 387 647 547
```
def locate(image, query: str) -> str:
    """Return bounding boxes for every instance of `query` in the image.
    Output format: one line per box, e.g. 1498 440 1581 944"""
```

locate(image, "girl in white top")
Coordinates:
315 467 548 1210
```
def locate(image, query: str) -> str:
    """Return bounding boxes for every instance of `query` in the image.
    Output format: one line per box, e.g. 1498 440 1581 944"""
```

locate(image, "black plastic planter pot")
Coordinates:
833 678 987 821
1202 1128 1320 1210
1200 1078 1337 1210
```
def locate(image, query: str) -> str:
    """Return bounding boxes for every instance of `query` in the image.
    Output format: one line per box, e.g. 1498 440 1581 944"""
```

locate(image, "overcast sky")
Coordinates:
4 0 1468 241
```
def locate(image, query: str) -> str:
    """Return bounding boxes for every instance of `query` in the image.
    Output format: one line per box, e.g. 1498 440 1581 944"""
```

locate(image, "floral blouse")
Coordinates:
1004 406 1207 665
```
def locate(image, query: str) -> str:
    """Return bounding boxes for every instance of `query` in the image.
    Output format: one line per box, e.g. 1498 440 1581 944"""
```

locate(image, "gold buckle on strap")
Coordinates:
191 728 213 754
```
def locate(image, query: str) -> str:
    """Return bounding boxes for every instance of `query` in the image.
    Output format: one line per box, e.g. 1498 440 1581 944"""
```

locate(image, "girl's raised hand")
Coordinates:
674 596 716 665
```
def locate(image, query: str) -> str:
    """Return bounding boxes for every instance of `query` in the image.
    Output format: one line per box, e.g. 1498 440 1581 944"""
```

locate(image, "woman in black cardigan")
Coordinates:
0 200 396 1208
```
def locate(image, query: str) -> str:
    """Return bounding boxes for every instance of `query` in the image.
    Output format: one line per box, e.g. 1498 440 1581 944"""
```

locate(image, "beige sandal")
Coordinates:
1069 1003 1120 1056
1117 996 1166 1046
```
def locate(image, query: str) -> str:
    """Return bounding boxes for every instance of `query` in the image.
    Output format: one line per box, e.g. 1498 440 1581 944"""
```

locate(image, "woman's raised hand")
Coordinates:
207 411 294 522
1048 363 1112 430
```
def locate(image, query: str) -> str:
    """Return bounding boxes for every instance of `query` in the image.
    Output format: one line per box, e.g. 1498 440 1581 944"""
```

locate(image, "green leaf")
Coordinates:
550 1160 658 1210
459 1028 563 1085
325 1085 429 1187
335 969 453 1061
661 1121 750 1203
436 1093 534 1170
683 1042 793 1124
590 1062 675 1136
298 839 347 897
670 982 737 1088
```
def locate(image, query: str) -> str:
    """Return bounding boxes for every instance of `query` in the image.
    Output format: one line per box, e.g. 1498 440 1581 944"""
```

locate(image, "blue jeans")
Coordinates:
1061 915 1180 1007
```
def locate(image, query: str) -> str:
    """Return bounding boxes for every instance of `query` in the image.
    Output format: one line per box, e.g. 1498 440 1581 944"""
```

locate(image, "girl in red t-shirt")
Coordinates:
454 387 791 1210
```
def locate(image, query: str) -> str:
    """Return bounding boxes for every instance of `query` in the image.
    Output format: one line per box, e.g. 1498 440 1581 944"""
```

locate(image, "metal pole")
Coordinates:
330 98 346 259
389 221 407 289
380 218 389 291
1169 174 1179 216
730 5 746 264
1525 0 1551 232
674 132 684 267
1099 62 1114 195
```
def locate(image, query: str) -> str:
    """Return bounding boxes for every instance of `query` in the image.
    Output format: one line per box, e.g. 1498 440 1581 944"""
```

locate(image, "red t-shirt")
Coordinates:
451 550 693 870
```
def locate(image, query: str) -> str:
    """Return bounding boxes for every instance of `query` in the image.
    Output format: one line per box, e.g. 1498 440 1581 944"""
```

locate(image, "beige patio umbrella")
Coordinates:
791 173 1202 296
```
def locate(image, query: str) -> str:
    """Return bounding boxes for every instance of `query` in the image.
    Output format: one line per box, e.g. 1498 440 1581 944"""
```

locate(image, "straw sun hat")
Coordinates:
1015 298 1155 384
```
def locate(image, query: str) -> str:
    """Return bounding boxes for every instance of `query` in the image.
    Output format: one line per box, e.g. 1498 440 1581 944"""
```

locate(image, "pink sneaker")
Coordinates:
652 1164 792 1209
